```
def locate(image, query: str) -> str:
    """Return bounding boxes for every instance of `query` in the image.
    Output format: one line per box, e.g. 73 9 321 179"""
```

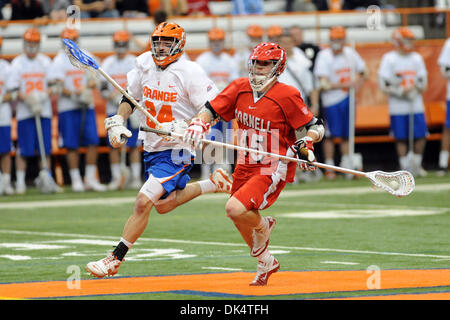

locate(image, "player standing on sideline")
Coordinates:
234 24 264 77
314 26 367 178
266 25 283 44
183 42 325 286
7 28 58 194
437 37 450 176
378 27 428 177
196 27 239 179
86 22 233 278
101 30 143 190
0 36 16 195
49 28 106 192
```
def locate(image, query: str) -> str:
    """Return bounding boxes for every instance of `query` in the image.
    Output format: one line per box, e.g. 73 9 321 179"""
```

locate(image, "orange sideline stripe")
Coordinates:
328 292 450 300
0 269 449 299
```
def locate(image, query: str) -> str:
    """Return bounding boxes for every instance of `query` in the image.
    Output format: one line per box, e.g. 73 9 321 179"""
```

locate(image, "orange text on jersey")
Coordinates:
143 86 177 103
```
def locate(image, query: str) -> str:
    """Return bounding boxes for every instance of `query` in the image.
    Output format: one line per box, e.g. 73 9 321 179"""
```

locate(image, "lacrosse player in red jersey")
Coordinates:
182 42 325 286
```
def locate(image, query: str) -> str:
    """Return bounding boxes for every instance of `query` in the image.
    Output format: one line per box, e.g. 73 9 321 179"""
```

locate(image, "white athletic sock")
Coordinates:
16 170 25 186
120 237 134 249
439 150 449 168
255 216 268 232
2 173 11 185
198 179 216 194
325 158 334 166
130 162 141 180
399 156 409 170
413 153 423 168
201 164 211 179
85 164 97 181
257 249 272 263
69 168 82 184
110 163 121 180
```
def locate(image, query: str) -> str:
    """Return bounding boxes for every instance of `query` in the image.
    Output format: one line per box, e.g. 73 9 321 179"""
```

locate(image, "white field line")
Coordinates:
0 182 449 210
0 229 449 260
321 261 360 265
202 267 243 271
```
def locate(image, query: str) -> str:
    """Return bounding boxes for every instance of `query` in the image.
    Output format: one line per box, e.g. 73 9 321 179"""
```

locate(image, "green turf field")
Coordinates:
0 172 449 300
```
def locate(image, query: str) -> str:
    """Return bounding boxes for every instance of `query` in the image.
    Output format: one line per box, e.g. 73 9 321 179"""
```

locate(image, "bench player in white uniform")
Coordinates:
49 28 106 192
7 28 56 194
438 37 450 175
314 26 368 177
0 36 16 195
378 27 428 177
233 24 264 78
101 30 142 190
196 27 239 179
86 22 233 278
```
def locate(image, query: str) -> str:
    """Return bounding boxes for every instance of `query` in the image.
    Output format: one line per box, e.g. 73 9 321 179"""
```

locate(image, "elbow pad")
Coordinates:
305 117 325 141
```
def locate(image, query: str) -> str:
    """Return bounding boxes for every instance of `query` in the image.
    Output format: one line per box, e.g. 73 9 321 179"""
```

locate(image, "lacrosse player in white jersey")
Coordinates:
101 30 143 190
233 24 264 78
437 37 450 176
86 22 233 278
48 28 106 192
0 36 16 195
7 28 59 194
314 26 368 178
196 27 239 180
378 27 428 177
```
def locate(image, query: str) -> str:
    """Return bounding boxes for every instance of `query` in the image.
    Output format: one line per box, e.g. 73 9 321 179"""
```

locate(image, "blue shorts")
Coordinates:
106 113 140 148
324 96 350 138
390 113 428 140
59 109 99 149
17 117 52 157
143 149 194 199
0 126 11 154
446 100 450 128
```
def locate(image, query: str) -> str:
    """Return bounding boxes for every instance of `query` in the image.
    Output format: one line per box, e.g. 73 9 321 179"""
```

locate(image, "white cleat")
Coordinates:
86 254 122 278
85 179 107 192
72 180 85 193
2 183 15 195
249 254 280 286
210 168 233 193
107 177 123 191
15 183 27 195
126 178 142 190
251 216 276 257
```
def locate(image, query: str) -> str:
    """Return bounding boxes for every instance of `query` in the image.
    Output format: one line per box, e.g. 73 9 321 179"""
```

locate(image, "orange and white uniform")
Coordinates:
196 51 239 91
127 52 219 153
0 59 11 127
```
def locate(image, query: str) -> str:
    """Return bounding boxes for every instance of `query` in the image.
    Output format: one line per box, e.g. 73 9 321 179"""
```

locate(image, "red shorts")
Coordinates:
231 164 290 211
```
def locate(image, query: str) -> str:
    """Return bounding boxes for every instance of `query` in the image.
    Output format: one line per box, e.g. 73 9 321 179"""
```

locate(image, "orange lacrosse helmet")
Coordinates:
23 27 41 43
246 24 264 38
392 27 415 52
151 22 186 67
329 26 346 40
266 25 283 39
0 36 2 47
113 30 130 43
60 28 79 40
208 27 225 41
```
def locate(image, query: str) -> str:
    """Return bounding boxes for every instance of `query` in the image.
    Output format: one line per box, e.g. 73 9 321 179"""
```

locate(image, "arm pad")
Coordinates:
120 92 136 111
304 117 325 141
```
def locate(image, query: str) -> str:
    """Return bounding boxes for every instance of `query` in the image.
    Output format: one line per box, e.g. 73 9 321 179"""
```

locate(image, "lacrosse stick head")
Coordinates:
366 170 415 197
62 38 99 72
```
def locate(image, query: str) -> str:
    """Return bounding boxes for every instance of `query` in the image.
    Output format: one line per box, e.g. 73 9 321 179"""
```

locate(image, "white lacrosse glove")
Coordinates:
25 91 47 116
105 115 132 148
157 119 188 141
183 117 210 149
293 136 317 171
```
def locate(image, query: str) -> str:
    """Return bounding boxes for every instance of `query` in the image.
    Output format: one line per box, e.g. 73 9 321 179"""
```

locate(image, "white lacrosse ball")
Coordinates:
389 180 400 191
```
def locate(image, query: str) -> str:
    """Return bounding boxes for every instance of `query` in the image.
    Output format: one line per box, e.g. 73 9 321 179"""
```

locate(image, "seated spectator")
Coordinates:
73 0 120 18
232 0 263 15
41 0 71 20
10 0 45 20
186 0 209 16
286 0 318 12
148 0 187 17
116 0 148 17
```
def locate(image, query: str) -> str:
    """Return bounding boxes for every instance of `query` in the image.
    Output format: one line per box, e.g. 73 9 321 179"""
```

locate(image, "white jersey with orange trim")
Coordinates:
314 46 366 107
0 59 12 126
7 53 52 120
278 50 314 101
233 48 252 78
438 38 450 100
127 52 219 153
101 53 136 115
378 50 427 115
48 50 96 113
196 51 239 91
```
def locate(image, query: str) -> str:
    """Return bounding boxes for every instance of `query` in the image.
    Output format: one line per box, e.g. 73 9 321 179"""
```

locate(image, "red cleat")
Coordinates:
249 256 280 286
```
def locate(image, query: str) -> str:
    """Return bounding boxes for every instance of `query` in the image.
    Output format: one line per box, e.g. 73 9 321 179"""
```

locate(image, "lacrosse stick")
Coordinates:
348 40 356 172
119 145 131 189
34 115 61 193
61 39 161 129
141 126 415 197
407 103 415 174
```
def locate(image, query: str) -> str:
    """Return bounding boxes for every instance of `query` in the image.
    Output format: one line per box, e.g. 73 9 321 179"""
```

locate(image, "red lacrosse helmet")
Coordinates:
151 22 186 67
248 42 286 91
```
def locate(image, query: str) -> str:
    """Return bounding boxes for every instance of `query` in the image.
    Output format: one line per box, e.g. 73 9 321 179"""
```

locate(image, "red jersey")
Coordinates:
210 77 313 182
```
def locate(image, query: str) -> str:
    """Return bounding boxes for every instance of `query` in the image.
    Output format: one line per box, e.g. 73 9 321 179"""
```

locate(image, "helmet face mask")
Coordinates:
393 28 415 53
247 42 286 92
150 22 185 67
24 41 40 57
210 39 224 54
114 41 129 55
